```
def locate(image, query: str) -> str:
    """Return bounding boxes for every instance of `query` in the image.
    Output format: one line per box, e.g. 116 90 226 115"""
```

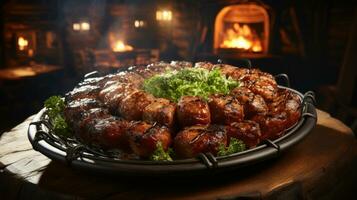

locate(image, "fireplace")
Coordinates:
214 3 269 56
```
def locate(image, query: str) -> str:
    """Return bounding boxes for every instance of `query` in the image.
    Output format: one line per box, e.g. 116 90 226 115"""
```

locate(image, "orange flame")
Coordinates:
220 23 262 52
112 40 133 52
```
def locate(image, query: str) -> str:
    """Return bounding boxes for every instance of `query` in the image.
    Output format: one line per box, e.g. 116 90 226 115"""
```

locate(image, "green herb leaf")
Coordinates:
150 142 173 161
142 68 239 102
44 96 65 119
44 96 72 137
217 138 246 156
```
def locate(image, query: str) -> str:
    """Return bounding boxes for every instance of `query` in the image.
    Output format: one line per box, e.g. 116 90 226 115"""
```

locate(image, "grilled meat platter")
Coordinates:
60 61 301 160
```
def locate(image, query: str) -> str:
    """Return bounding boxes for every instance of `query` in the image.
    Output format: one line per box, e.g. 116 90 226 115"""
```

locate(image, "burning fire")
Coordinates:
220 23 262 52
112 40 134 52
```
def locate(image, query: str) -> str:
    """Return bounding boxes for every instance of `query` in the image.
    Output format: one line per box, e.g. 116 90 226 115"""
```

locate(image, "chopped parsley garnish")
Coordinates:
217 138 246 156
150 142 173 161
142 68 239 102
44 96 72 137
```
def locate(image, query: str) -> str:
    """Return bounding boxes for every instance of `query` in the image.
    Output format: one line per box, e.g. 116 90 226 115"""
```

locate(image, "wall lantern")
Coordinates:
156 10 172 21
134 20 145 28
72 22 90 31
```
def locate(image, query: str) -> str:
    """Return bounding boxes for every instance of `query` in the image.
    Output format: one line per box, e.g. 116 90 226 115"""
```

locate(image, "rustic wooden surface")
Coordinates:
0 110 356 200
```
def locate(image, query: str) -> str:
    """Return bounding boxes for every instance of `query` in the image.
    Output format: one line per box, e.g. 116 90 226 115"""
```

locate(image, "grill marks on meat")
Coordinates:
83 117 131 150
174 125 227 158
231 87 268 118
207 65 278 101
99 82 138 112
225 120 261 148
118 90 155 120
64 98 102 127
127 121 172 157
143 98 176 128
65 85 101 102
64 61 302 159
177 96 211 127
251 89 301 140
208 94 244 124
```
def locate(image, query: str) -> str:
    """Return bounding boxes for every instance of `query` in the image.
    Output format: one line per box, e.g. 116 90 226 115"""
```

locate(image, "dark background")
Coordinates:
0 0 356 135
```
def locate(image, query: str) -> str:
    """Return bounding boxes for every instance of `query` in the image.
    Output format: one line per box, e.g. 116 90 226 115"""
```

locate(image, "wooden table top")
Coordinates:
0 64 61 80
0 110 356 200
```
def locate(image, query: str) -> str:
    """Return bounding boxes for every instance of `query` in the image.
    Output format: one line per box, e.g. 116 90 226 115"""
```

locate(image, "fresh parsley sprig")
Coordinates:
44 96 72 137
217 138 246 156
150 142 173 161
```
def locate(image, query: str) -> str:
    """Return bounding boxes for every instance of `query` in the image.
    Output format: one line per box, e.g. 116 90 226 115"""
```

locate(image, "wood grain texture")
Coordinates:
0 110 356 200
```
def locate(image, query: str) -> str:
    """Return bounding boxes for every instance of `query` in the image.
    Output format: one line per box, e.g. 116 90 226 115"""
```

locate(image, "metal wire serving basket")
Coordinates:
28 62 317 176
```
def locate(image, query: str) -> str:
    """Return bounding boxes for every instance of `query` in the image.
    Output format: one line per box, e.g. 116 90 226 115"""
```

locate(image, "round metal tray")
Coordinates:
28 85 317 176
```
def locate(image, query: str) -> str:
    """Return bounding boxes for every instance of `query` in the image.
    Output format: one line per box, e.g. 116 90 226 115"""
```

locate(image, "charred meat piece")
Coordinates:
208 94 244 124
170 61 193 69
143 98 176 128
268 89 301 128
251 113 288 140
78 77 106 87
225 120 261 148
127 121 172 157
194 62 214 71
74 108 111 139
231 87 268 118
65 85 101 102
213 64 239 77
64 98 102 127
252 89 301 140
104 71 144 87
118 91 155 120
177 96 211 127
174 125 227 158
82 116 131 150
239 69 278 101
130 65 158 79
98 83 138 112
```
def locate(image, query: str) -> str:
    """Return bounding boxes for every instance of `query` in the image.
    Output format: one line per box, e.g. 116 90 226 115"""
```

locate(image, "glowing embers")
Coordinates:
220 23 263 53
112 40 133 52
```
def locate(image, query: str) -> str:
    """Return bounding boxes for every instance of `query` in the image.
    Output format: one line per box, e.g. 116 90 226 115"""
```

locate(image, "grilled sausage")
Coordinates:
118 91 155 120
174 125 227 158
194 62 215 71
208 94 244 124
83 116 131 150
64 98 102 127
252 89 301 140
74 108 111 142
98 82 139 112
225 120 261 148
239 69 278 101
231 87 268 118
127 121 172 157
143 98 176 128
65 84 101 102
177 96 211 127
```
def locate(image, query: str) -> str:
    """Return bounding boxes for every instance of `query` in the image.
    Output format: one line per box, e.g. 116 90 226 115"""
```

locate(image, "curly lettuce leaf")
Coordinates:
142 68 239 102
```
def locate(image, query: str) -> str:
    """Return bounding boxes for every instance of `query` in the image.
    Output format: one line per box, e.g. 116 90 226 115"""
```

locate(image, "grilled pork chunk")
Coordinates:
174 125 227 158
127 121 172 157
177 96 211 127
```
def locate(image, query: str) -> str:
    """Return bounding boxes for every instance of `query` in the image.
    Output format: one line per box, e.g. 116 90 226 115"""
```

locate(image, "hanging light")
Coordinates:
156 10 172 21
